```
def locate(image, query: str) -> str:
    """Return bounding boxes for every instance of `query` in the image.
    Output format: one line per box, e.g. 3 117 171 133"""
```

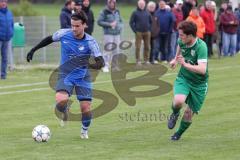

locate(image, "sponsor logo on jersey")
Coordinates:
78 45 85 51
191 50 195 56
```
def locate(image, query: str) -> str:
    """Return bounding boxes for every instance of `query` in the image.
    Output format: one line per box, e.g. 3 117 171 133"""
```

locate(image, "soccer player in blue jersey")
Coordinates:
26 11 104 139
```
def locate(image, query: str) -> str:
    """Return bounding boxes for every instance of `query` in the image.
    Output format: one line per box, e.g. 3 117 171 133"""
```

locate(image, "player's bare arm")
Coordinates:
176 55 207 75
170 45 181 69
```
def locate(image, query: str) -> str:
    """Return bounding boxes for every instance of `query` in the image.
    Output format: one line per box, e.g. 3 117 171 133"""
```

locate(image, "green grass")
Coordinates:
0 54 240 160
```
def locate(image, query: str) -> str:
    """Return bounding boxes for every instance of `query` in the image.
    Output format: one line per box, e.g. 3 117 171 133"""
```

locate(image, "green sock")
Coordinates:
176 119 192 136
172 104 180 115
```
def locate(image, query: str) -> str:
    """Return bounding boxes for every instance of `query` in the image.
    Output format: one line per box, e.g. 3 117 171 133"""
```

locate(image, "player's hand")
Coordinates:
176 55 186 66
169 59 177 69
26 49 34 62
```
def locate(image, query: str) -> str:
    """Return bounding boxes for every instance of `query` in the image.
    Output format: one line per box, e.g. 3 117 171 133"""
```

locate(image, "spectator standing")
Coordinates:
0 0 14 79
98 0 123 72
220 6 239 56
171 0 183 59
147 1 160 64
60 0 75 29
82 0 94 35
74 0 82 13
234 4 240 53
155 0 174 62
217 2 228 55
130 0 152 66
186 7 205 39
200 0 215 57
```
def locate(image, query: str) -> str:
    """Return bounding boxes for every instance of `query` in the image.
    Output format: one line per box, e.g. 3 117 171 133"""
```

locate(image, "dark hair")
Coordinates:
65 0 73 6
71 11 88 24
227 5 232 11
178 21 197 37
168 2 174 8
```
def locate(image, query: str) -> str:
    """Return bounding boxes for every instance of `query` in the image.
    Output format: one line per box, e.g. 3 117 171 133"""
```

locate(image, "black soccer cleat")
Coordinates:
168 113 179 129
171 132 181 141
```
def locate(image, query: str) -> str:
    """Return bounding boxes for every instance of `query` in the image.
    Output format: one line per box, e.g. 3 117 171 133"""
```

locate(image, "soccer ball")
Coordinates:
32 125 51 142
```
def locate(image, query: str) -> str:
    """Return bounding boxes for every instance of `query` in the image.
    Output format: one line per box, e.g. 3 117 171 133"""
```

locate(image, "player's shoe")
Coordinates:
168 113 179 129
80 128 89 139
171 132 181 141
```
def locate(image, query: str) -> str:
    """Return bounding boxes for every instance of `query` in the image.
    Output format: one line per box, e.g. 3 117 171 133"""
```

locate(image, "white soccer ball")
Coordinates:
32 125 51 142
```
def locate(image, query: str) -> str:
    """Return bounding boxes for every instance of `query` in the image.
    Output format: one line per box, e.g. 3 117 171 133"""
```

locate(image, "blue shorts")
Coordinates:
55 72 92 101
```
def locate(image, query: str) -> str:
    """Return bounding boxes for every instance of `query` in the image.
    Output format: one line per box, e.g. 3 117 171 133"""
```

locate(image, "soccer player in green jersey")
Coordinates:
168 21 208 141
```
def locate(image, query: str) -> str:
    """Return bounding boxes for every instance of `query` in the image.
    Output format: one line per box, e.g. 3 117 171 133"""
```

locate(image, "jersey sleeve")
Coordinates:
52 29 71 42
88 39 102 57
197 41 208 63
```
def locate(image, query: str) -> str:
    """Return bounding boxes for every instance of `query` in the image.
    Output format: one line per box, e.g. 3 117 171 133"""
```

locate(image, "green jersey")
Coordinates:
178 38 208 84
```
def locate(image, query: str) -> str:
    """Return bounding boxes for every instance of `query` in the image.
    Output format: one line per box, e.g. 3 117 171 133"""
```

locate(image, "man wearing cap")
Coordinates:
74 0 83 13
97 0 123 72
0 0 14 79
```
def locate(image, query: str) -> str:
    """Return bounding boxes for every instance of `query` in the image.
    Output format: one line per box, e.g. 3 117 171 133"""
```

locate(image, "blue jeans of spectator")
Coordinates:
237 31 240 53
169 31 178 60
0 40 10 79
150 37 159 63
7 39 14 70
222 32 237 56
158 33 170 61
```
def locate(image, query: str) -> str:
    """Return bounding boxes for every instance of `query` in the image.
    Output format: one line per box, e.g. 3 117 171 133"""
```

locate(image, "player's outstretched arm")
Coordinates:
26 35 54 62
88 56 105 70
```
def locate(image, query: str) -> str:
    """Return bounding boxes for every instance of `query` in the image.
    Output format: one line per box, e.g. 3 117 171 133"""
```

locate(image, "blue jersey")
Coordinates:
52 29 102 90
52 29 102 65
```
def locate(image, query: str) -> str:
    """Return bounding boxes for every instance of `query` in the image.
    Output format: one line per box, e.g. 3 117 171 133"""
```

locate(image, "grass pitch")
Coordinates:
0 54 240 160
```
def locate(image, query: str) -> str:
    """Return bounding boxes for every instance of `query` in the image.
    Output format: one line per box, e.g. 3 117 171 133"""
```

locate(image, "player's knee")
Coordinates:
56 92 69 106
81 101 91 113
174 98 185 107
174 95 186 107
183 108 193 121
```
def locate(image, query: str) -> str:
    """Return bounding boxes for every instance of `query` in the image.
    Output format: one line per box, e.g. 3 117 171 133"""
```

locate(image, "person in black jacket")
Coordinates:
130 0 152 66
82 0 94 35
60 0 75 29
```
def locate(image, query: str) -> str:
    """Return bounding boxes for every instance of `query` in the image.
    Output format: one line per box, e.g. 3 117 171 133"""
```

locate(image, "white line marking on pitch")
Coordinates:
0 82 47 89
0 65 239 95
0 88 50 95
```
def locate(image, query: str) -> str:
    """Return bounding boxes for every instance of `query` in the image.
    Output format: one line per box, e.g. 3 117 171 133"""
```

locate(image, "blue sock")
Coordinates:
56 103 67 113
82 112 92 130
